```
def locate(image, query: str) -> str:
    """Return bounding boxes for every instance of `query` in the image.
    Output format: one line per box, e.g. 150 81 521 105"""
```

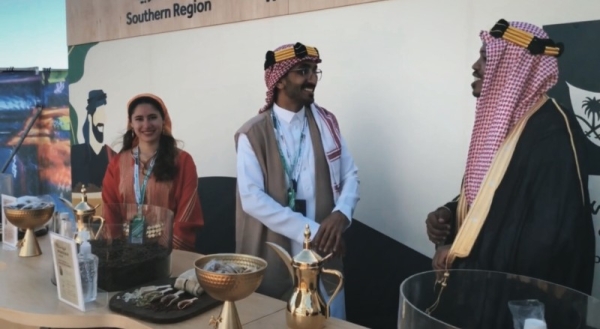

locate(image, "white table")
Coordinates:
0 235 365 329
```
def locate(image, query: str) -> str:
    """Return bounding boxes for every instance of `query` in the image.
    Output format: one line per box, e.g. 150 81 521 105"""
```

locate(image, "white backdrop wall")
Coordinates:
69 0 600 262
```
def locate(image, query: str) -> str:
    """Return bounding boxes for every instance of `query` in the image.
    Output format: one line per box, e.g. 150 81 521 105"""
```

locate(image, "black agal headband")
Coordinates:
490 19 564 57
264 42 320 70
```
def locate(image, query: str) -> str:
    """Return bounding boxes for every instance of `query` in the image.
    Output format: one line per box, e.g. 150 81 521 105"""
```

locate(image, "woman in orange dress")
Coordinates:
101 93 203 251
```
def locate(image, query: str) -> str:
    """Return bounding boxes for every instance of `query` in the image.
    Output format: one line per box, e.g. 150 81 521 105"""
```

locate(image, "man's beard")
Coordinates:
287 83 316 107
91 120 104 144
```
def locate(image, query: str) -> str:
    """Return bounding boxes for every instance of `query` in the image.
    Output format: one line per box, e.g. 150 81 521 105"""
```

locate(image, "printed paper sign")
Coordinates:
50 232 85 311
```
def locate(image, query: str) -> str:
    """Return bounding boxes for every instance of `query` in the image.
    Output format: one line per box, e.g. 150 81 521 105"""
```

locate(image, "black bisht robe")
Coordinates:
433 99 596 328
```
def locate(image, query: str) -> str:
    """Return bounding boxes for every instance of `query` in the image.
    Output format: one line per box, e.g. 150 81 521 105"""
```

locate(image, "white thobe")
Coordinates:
236 103 360 320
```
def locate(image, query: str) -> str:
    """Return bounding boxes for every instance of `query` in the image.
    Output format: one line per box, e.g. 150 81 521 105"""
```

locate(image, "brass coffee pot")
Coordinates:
266 225 344 329
59 185 105 244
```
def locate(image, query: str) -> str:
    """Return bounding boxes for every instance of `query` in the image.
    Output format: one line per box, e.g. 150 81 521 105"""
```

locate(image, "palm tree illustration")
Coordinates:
582 97 600 139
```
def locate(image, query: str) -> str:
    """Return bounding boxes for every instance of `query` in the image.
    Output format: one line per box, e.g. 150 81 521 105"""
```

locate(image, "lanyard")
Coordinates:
133 146 156 214
271 109 308 210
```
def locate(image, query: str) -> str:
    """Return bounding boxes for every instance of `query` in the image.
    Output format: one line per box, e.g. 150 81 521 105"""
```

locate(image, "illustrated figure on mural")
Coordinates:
68 43 117 197
545 19 600 297
71 89 115 192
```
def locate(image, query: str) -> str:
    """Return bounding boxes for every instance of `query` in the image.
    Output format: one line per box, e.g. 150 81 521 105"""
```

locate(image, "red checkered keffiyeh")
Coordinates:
258 43 344 198
463 22 559 205
259 43 322 114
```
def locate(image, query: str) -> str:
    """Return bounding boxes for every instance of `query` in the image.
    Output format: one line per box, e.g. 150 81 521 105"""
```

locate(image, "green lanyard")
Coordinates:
271 110 307 210
131 147 156 243
133 147 156 211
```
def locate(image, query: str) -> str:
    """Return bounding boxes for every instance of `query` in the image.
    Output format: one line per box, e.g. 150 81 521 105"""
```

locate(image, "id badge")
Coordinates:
129 215 146 244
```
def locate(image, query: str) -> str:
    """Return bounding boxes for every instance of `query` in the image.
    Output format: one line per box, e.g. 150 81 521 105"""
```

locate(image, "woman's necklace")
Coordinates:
139 161 150 175
138 151 157 175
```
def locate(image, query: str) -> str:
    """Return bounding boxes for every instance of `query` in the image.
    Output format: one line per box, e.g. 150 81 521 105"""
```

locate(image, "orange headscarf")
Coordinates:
126 93 173 147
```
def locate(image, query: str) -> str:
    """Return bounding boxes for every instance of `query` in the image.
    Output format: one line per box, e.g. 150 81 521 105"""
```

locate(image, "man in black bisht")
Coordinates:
424 19 595 328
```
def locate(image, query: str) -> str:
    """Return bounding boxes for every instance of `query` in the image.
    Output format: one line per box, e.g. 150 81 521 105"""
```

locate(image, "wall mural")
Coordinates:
68 43 116 195
545 19 600 298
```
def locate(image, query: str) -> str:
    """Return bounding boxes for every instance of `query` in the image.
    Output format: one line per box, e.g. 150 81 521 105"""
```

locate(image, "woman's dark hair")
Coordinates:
121 96 178 181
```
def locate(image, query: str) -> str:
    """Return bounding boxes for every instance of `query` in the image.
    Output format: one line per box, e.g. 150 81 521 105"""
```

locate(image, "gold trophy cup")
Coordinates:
4 205 55 257
194 254 267 329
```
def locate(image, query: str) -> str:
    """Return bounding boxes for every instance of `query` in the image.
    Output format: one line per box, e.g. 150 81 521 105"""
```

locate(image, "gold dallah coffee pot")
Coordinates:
267 225 344 329
59 185 105 244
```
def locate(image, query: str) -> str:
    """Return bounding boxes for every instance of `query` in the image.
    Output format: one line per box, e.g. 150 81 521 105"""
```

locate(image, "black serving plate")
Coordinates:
109 277 222 324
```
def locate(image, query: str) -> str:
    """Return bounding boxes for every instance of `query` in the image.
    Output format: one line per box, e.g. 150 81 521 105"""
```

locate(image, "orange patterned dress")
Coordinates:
101 149 204 251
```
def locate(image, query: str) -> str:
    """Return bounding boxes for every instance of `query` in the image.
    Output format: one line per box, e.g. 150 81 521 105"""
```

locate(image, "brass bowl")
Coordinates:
194 253 267 301
4 206 54 257
4 206 55 229
194 253 267 329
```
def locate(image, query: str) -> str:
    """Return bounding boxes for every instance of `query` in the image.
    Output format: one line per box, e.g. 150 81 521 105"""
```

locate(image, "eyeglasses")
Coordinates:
289 68 322 81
